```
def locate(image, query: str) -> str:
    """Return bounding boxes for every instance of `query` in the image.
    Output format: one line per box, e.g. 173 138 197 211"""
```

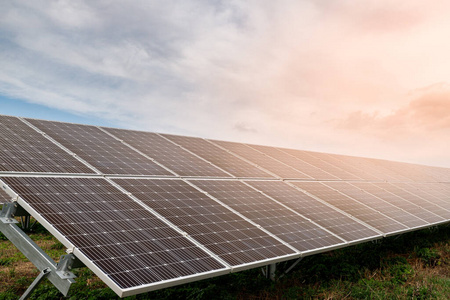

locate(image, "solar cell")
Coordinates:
0 116 95 174
281 149 361 180
210 140 310 179
161 134 273 178
189 180 345 253
112 178 295 267
292 182 407 234
396 183 450 211
0 177 227 295
245 180 381 242
102 128 230 177
351 182 440 225
26 119 173 176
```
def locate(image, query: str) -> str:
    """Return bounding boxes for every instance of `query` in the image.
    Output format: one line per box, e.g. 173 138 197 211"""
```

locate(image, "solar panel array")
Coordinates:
0 114 449 297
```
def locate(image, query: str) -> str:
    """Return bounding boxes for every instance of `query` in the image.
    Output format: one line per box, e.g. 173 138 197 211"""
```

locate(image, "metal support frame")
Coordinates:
262 257 304 281
0 202 83 298
262 263 277 281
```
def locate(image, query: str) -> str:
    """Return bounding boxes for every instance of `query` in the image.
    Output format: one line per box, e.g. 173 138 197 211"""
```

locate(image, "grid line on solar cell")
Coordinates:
26 118 174 176
209 140 311 179
0 177 226 291
0 116 95 174
189 180 345 253
352 182 443 224
282 149 361 180
100 127 231 177
111 178 295 266
248 145 335 180
290 181 407 234
246 180 382 241
376 183 450 219
160 134 274 178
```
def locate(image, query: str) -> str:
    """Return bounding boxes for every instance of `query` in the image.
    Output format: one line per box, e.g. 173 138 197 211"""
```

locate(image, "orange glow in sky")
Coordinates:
0 1 449 167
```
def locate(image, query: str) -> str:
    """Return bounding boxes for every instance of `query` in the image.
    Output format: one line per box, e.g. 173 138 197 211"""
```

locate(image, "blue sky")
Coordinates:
1 1 449 167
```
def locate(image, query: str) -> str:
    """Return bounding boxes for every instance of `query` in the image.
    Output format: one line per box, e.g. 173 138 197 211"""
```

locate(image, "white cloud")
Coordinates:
1 0 450 167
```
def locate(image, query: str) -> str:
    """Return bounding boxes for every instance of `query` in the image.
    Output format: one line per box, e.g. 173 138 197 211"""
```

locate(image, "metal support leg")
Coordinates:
265 263 277 281
279 257 303 279
0 202 77 297
19 268 51 300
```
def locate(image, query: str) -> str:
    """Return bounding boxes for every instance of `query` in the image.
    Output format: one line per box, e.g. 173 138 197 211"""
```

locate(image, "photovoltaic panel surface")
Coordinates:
190 180 345 253
26 119 174 176
245 180 381 242
112 178 294 267
0 186 9 202
161 134 273 178
247 145 334 180
396 183 450 212
0 177 227 295
210 140 310 179
1 115 449 298
0 116 95 174
305 152 382 181
353 182 443 224
282 149 361 180
292 182 410 234
376 183 450 219
102 128 230 177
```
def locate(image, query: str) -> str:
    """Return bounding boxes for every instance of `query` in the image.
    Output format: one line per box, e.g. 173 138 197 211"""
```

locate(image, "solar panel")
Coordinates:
245 180 381 242
292 182 408 234
102 128 230 177
0 186 10 202
325 182 429 229
112 178 295 267
0 116 95 174
26 119 173 176
375 183 450 219
210 140 310 179
161 134 273 178
247 145 335 180
0 115 449 299
189 179 346 253
281 149 361 180
353 182 444 224
305 152 382 181
0 176 228 296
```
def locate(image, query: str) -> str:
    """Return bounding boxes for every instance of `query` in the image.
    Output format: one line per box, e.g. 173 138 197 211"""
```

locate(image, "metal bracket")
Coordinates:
19 268 51 300
0 202 81 298
0 202 19 224
56 254 84 279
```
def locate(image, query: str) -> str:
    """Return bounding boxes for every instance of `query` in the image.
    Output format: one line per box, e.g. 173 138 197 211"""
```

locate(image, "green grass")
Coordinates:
1 221 449 299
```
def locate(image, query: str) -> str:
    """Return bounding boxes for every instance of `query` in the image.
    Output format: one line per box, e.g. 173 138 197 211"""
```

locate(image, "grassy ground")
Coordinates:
1 221 449 299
